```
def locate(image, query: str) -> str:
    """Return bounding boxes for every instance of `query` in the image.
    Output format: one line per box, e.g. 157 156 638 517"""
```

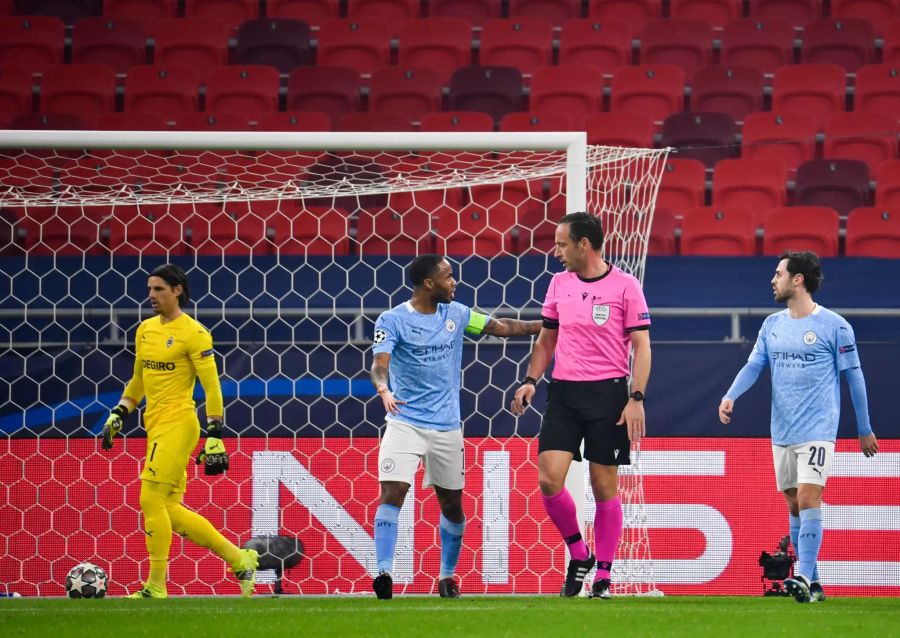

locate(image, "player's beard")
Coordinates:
774 287 792 303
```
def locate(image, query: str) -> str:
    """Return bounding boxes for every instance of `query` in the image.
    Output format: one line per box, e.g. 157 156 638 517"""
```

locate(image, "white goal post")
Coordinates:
0 130 669 597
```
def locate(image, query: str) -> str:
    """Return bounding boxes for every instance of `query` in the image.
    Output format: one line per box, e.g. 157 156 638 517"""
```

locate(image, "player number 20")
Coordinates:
807 446 826 467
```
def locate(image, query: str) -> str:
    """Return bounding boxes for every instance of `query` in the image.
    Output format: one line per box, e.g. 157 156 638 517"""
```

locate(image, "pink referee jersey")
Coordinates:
541 264 651 381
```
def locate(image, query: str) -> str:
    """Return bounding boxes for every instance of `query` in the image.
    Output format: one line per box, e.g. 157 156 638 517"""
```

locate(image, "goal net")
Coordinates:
0 131 669 597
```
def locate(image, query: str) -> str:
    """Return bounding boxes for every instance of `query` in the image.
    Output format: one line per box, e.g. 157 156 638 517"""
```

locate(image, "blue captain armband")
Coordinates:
465 311 488 335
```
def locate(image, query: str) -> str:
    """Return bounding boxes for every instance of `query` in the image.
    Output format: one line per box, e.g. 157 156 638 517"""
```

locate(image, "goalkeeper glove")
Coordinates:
101 405 129 451
196 419 229 475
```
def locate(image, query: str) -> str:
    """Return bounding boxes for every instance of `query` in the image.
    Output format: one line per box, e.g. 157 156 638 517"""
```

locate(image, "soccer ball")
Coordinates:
65 562 108 599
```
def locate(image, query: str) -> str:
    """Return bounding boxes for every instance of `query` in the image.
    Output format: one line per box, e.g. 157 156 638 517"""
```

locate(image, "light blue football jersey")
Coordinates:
372 301 486 431
747 305 861 445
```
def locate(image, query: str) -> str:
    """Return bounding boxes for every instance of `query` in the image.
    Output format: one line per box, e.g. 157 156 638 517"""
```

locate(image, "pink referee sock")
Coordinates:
542 488 589 561
593 496 623 581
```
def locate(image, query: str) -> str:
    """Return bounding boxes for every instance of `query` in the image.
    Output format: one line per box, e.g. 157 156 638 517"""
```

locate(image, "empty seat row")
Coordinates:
8 14 900 78
650 205 900 257
657 157 900 217
6 0 900 31
5 60 900 129
5 201 899 258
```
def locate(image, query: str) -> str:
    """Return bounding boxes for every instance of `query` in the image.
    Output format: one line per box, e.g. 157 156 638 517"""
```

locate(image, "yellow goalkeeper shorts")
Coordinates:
140 416 201 490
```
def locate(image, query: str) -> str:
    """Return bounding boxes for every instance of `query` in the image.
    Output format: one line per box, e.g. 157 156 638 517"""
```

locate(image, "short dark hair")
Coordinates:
150 263 190 306
408 254 445 287
558 211 604 251
779 250 823 294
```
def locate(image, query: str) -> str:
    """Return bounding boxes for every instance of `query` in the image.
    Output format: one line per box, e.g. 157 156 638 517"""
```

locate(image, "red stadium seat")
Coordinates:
845 206 900 257
287 66 362 127
656 158 707 216
173 112 251 130
267 0 339 26
125 64 200 121
93 110 167 130
397 18 472 84
742 111 818 172
748 0 822 29
270 205 350 256
681 206 756 255
800 18 875 72
876 159 900 206
823 112 899 178
771 64 846 130
854 64 900 115
588 0 660 33
648 208 677 255
12 0 100 24
18 205 106 255
508 0 581 26
763 206 839 256
690 65 764 122
102 0 177 31
234 18 311 74
720 18 795 75
336 111 414 131
368 66 444 122
256 111 331 131
429 0 501 27
153 18 228 78
582 111 655 147
447 66 524 123
204 65 281 119
0 64 32 127
419 110 494 131
346 0 420 36
438 182 540 255
183 0 259 32
0 15 64 76
670 0 741 28
832 0 899 37
558 18 632 73
9 111 80 128
188 204 269 255
661 112 739 167
39 64 116 127
638 19 714 77
794 159 871 216
884 19 900 64
72 17 147 73
356 193 438 255
529 64 603 120
480 18 554 75
609 64 685 123
317 18 392 75
712 159 788 222
107 204 185 256
500 111 574 131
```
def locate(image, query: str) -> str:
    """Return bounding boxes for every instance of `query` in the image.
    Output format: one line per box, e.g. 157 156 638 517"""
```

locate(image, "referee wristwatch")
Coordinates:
629 390 645 402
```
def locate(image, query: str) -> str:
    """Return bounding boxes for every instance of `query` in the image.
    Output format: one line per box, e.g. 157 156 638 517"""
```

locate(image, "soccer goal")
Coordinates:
0 130 669 597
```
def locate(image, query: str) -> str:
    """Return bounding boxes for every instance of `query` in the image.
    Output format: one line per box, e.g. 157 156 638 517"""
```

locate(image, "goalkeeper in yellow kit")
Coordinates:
101 263 258 599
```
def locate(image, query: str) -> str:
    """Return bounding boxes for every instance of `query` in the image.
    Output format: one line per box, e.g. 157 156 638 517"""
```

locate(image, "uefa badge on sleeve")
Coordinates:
374 329 386 344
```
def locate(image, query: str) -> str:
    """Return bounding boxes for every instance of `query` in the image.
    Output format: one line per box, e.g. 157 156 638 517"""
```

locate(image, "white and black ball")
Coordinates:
65 562 108 599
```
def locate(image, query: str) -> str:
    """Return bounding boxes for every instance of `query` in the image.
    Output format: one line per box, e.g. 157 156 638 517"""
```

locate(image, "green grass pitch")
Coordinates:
3 596 899 638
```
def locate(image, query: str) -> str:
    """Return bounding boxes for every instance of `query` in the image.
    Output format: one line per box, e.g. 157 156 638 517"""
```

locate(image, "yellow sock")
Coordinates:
139 480 173 590
167 498 241 566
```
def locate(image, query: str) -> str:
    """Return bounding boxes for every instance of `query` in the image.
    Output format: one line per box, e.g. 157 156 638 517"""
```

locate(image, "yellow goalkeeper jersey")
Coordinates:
122 313 224 431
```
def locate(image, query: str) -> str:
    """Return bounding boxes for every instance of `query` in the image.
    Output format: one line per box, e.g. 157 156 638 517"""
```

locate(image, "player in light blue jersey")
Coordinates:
718 251 878 603
370 254 541 599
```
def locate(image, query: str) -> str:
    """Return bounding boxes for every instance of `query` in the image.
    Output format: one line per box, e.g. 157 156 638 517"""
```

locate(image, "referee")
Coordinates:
510 212 652 600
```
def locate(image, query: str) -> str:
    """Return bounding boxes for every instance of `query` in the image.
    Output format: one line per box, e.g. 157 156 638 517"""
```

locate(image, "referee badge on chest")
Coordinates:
592 303 610 326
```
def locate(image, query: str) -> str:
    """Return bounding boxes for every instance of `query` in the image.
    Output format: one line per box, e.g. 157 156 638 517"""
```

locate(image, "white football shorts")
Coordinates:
378 419 465 490
772 440 835 491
